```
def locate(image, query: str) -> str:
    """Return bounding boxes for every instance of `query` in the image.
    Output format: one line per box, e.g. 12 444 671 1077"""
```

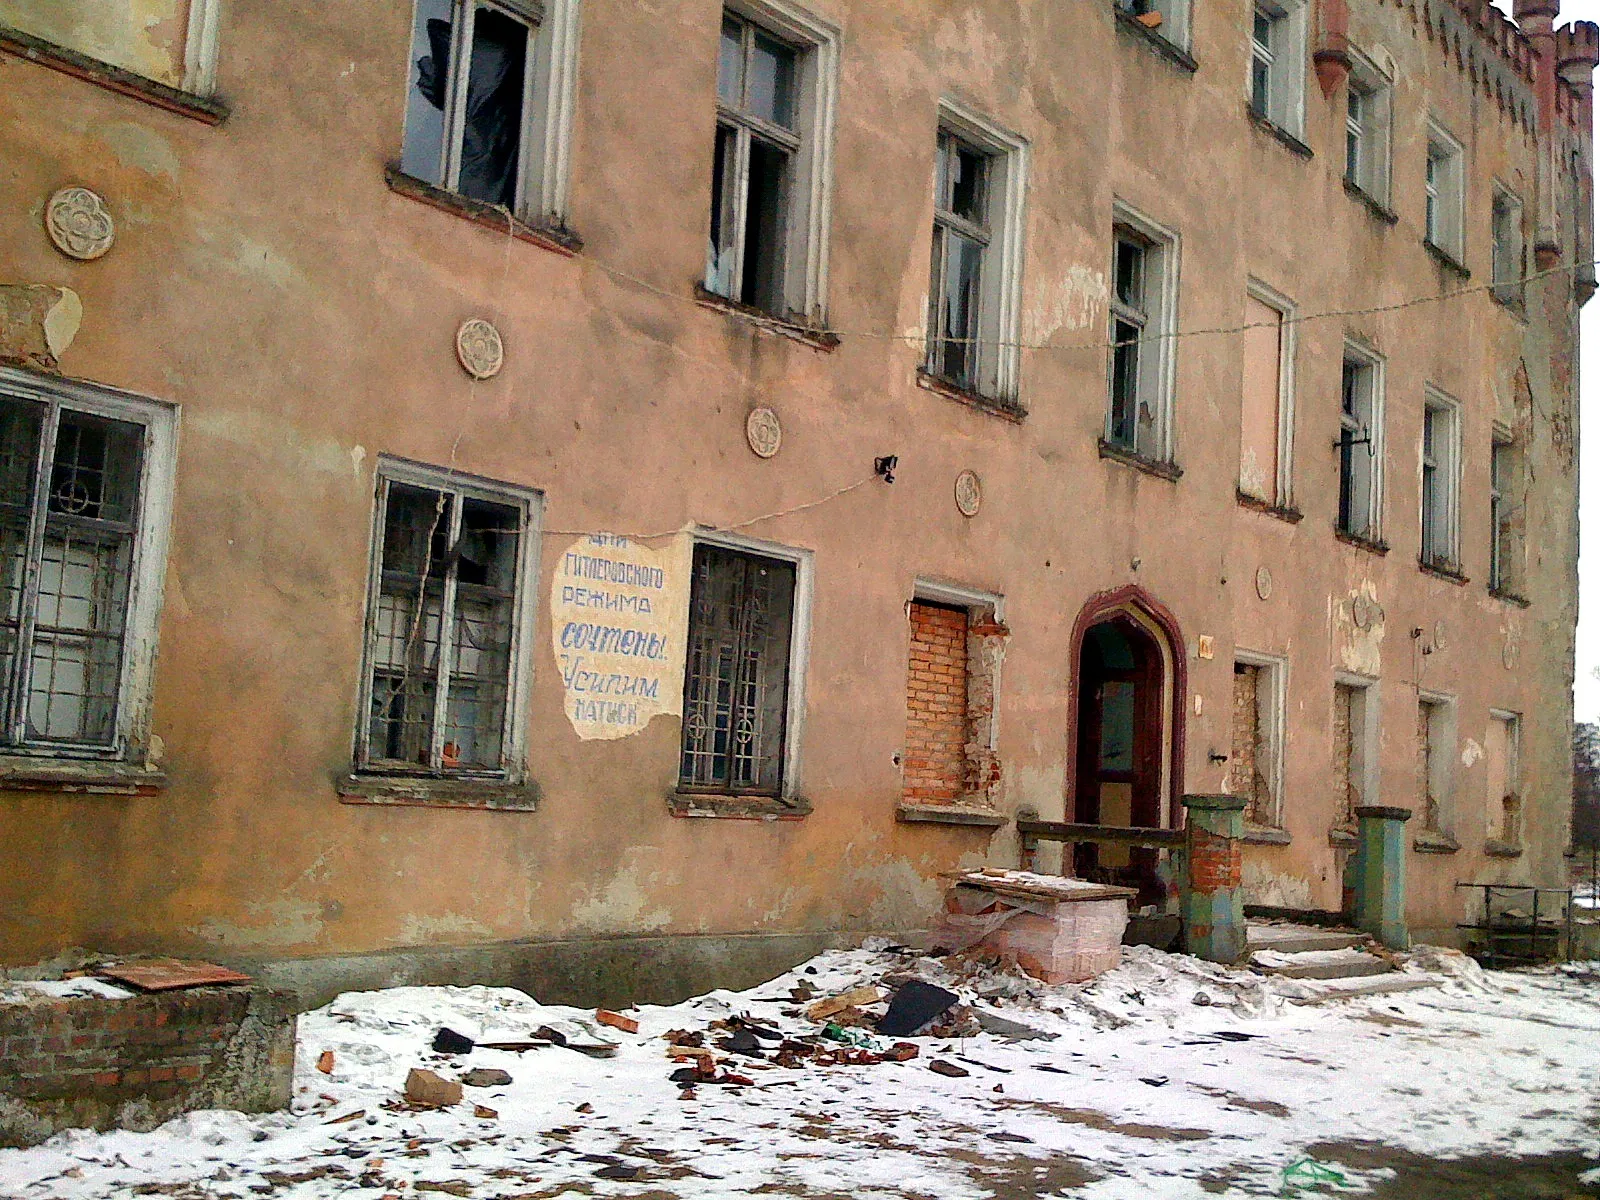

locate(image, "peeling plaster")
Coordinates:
97 122 180 183
40 288 81 360
1461 737 1483 768
191 897 325 951
569 851 673 933
1024 264 1108 342
399 912 496 945
1242 860 1313 910
1332 581 1385 677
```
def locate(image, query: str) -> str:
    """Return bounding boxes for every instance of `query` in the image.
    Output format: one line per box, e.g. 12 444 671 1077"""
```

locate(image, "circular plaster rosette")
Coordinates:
745 407 782 458
954 470 982 517
455 319 504 380
45 186 115 261
1254 565 1273 601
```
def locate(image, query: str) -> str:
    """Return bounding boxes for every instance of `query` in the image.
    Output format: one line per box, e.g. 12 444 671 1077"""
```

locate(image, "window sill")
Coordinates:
1334 529 1389 555
915 371 1028 423
1343 179 1399 226
1424 240 1470 279
1236 490 1303 524
1418 558 1469 585
337 773 541 812
384 166 582 257
1243 824 1292 846
1413 829 1461 854
1328 825 1357 847
0 755 167 795
693 286 840 352
1490 290 1528 321
668 792 813 820
1484 839 1524 859
1488 586 1531 608
1098 439 1182 481
1244 107 1313 159
896 802 1007 828
0 24 228 125
1112 9 1199 73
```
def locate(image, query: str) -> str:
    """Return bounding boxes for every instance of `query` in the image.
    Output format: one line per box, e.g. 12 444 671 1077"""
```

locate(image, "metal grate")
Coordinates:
679 545 794 795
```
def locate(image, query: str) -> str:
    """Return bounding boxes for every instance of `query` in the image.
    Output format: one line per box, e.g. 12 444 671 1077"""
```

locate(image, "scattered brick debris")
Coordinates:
575 1102 593 1114
404 1068 463 1107
472 1104 498 1120
459 1068 512 1087
928 1060 969 1078
315 1050 335 1074
323 1109 365 1125
594 1009 639 1034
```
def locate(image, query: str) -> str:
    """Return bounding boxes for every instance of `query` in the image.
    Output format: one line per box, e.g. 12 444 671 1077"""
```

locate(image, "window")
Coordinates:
1344 55 1392 202
0 368 176 759
1489 432 1524 594
1425 122 1466 261
705 2 838 321
1486 711 1521 846
1333 676 1376 827
1491 186 1525 306
399 0 581 222
1115 0 1191 48
1420 389 1460 570
924 101 1029 402
680 540 804 798
1232 654 1285 828
1417 694 1454 833
357 459 541 778
1239 283 1295 506
1108 204 1179 460
1337 344 1383 540
1248 0 1306 135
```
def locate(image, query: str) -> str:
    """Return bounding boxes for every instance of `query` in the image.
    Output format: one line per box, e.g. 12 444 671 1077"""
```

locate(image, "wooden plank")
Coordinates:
947 871 1137 904
1015 820 1185 848
98 959 252 991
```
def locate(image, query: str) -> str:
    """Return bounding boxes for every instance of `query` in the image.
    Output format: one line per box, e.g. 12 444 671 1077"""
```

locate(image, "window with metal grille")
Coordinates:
358 462 537 777
0 397 148 750
926 131 992 393
679 544 796 796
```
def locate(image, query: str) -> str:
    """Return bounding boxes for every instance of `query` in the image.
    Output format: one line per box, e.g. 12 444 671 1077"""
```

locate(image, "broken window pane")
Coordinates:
707 123 739 297
949 146 987 224
1110 322 1141 447
401 0 456 186
680 546 795 795
443 498 517 770
741 137 789 311
937 232 984 390
458 6 529 208
370 484 451 766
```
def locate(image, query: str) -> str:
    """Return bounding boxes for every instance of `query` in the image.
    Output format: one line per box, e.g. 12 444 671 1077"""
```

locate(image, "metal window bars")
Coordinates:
0 399 143 751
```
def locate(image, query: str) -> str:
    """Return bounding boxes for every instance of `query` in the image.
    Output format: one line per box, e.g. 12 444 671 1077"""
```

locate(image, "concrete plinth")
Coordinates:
1180 793 1247 965
1352 805 1412 949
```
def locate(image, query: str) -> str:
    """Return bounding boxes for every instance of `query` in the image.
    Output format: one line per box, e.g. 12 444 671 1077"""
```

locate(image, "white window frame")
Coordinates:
685 528 813 804
1234 649 1287 829
354 456 543 781
1417 690 1456 834
924 97 1029 402
1108 200 1180 463
1420 386 1461 571
398 0 584 224
1334 672 1380 827
0 367 178 763
1116 0 1192 51
1425 120 1467 261
1337 340 1385 541
1489 425 1523 594
1344 51 1393 204
182 0 224 94
704 0 838 323
1491 183 1525 306
1244 278 1297 507
1248 0 1307 137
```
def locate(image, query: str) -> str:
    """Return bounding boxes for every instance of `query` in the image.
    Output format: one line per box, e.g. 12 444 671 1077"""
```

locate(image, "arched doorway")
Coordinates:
1065 587 1186 900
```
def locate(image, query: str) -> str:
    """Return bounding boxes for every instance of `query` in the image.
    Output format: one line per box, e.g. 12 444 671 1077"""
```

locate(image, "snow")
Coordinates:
0 979 133 1001
3 943 1599 1198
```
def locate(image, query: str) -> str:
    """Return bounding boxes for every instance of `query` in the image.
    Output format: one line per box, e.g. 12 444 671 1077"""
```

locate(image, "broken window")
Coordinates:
1107 207 1177 461
1425 122 1466 260
1249 0 1305 134
1231 658 1282 828
0 380 173 755
359 462 537 777
1420 391 1459 570
1344 55 1391 202
1337 346 1382 540
1491 186 1525 307
679 544 796 796
1418 696 1452 832
1240 286 1292 506
926 131 993 393
1489 433 1524 594
401 0 549 213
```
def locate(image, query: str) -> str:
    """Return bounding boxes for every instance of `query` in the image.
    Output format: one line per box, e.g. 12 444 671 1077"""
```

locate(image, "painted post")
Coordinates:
1180 793 1247 964
1352 805 1412 949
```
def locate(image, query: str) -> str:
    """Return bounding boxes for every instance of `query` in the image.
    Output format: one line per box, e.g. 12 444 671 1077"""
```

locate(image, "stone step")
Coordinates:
1287 974 1442 1004
1250 947 1395 980
1246 922 1371 954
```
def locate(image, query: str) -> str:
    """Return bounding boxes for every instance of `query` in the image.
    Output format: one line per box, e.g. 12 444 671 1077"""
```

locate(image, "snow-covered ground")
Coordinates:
3 942 1599 1199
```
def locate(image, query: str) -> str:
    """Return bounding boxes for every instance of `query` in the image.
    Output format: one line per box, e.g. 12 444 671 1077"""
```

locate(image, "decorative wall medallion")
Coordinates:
954 470 982 517
455 318 504 380
1254 565 1273 601
1432 619 1449 652
45 187 115 261
745 407 782 458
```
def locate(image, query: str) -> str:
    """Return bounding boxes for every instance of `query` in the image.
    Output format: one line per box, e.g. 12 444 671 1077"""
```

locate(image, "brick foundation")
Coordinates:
0 985 294 1147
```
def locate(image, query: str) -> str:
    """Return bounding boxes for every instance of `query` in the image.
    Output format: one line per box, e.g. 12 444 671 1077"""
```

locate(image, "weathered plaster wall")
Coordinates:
0 0 1583 973
0 0 191 86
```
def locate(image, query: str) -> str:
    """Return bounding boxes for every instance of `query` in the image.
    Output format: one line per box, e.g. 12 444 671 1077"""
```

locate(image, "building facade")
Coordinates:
0 0 1594 998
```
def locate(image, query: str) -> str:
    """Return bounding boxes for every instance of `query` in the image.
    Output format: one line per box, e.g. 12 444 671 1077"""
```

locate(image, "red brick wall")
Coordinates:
904 602 970 804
